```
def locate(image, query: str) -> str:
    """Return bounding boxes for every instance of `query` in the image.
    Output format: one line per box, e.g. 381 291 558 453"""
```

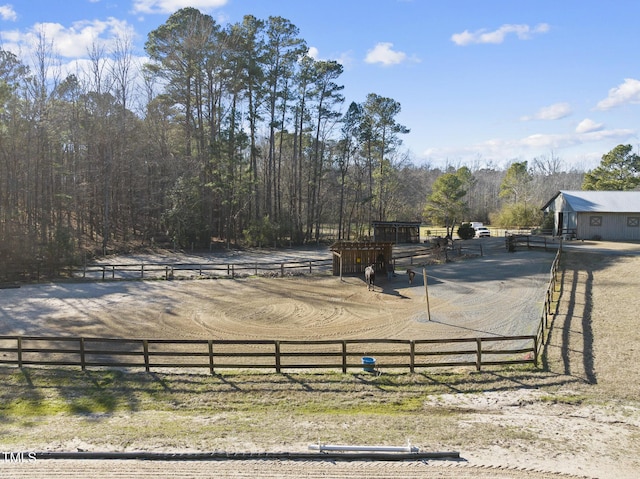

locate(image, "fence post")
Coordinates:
141 264 144 279
341 341 347 373
533 336 539 367
80 338 86 371
17 337 22 368
309 261 312 274
275 340 281 373
143 340 150 372
410 340 415 373
208 340 214 375
280 263 284 277
476 338 482 371
112 265 115 279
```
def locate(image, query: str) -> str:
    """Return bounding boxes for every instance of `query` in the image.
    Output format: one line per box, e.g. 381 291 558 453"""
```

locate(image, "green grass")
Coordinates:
0 364 635 453
0 364 578 419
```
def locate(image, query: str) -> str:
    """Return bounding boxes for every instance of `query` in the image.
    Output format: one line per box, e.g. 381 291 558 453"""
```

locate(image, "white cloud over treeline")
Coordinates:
1 18 136 59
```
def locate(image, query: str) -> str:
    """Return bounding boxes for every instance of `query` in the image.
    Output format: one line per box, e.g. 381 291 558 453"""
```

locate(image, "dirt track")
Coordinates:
0 239 553 342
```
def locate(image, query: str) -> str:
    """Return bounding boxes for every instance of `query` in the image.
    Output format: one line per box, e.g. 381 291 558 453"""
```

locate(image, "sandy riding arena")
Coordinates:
0 240 552 341
1 239 640 479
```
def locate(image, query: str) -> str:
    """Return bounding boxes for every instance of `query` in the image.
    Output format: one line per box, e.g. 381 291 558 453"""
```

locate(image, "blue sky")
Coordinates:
1 0 639 170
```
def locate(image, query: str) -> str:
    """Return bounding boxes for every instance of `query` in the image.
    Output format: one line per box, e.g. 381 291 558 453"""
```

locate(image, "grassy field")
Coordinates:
0 364 586 456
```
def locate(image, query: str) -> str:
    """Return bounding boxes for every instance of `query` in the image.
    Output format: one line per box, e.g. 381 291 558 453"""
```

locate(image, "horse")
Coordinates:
364 265 375 291
407 268 416 284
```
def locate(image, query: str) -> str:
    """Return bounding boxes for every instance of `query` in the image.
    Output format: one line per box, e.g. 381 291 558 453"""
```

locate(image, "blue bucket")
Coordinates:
361 356 376 372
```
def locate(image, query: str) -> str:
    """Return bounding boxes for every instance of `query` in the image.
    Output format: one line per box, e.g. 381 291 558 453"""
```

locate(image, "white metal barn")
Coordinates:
542 190 640 241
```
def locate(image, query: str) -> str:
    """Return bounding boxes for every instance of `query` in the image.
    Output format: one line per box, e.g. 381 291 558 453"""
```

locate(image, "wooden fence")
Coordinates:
23 246 481 282
533 246 562 352
73 258 334 281
0 335 538 374
508 234 561 251
0 240 563 376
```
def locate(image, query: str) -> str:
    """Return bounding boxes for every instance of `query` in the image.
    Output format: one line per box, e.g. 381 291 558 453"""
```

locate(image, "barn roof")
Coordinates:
543 190 640 213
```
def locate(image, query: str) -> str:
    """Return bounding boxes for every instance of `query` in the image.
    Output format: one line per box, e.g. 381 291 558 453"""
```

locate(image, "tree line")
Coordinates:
3 7 635 275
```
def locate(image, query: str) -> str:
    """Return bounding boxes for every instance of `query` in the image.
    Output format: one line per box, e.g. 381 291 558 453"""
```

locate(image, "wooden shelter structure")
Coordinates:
330 241 393 277
372 221 421 243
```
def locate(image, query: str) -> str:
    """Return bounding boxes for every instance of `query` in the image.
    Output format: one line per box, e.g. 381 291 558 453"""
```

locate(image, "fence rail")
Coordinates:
71 258 335 281
0 335 538 374
78 244 487 282
507 234 560 252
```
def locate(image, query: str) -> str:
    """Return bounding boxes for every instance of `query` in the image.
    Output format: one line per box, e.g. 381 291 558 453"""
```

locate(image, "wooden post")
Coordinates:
143 340 150 372
208 340 214 375
17 337 22 368
80 338 86 371
423 267 431 321
141 264 144 279
341 341 347 373
280 263 284 277
275 340 281 373
476 338 482 371
410 340 415 373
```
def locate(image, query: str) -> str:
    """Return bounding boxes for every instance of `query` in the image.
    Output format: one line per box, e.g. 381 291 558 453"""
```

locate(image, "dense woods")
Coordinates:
0 8 591 275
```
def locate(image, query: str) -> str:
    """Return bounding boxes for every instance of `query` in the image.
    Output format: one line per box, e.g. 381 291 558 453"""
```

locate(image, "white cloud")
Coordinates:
422 127 635 163
1 18 136 59
132 0 228 14
521 102 572 121
451 23 550 46
308 46 320 60
575 118 604 134
364 42 417 66
0 4 17 21
596 78 640 110
306 46 354 69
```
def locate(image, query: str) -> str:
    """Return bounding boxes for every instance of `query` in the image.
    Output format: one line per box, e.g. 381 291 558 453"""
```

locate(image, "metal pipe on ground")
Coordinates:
309 443 419 453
